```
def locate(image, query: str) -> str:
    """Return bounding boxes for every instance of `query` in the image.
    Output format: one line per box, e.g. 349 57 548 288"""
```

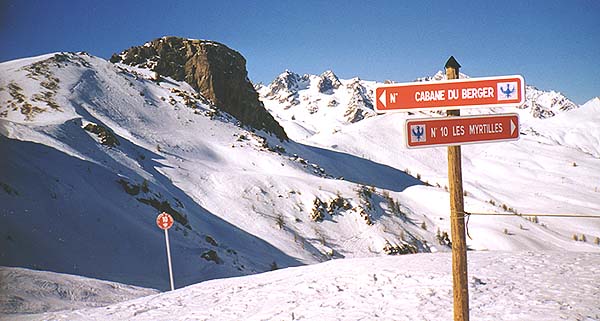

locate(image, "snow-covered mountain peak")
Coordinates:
259 69 584 142
520 85 578 118
414 70 470 82
263 70 310 101
317 70 342 94
258 70 378 138
263 69 343 99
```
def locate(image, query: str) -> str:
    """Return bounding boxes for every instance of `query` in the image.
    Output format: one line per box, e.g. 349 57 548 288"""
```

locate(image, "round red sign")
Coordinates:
156 212 174 230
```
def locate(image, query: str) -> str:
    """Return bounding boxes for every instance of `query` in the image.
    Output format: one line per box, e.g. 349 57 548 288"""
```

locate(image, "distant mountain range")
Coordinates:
257 69 579 141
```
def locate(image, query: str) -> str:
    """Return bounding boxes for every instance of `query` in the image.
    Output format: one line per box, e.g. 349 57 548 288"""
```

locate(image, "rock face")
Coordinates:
521 85 578 119
111 36 287 140
259 70 376 125
317 70 341 94
344 78 374 123
263 70 310 103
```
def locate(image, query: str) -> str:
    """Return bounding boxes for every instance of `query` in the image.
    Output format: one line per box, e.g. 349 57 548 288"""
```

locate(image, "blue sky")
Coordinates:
1 0 598 104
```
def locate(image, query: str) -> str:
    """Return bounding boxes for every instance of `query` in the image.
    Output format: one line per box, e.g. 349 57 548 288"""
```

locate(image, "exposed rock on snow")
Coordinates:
111 36 287 140
317 70 341 94
520 85 578 118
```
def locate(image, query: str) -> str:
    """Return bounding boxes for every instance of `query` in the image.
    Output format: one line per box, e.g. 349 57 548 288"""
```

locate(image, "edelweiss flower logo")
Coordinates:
497 82 518 101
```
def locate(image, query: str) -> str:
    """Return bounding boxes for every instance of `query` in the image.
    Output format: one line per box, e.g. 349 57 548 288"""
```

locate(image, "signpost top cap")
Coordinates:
445 56 461 69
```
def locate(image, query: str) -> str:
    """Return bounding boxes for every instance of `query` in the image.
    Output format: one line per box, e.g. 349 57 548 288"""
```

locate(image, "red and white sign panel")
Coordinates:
405 114 519 148
375 75 525 112
156 212 174 230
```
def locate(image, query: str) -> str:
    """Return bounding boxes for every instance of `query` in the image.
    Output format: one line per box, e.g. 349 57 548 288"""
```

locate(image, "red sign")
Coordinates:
156 212 174 230
375 75 524 112
405 114 519 148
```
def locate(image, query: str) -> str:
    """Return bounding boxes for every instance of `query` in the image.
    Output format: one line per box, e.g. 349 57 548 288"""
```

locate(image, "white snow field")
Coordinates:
0 266 157 316
260 70 600 253
1 50 599 320
8 252 600 321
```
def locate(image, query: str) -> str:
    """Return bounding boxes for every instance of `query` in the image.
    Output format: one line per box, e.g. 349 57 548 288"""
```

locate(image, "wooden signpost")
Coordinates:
445 57 469 321
374 56 525 321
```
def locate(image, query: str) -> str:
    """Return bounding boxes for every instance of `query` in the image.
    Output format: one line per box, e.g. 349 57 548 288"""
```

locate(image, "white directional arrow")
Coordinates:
510 120 516 135
378 90 387 108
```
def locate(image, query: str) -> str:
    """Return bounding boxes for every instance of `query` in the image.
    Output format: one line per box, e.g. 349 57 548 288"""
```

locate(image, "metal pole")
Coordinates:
164 228 175 291
445 56 469 321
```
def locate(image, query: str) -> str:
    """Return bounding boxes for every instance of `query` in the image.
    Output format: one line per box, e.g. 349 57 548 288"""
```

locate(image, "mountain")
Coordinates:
0 51 303 290
1 38 600 316
522 85 578 118
258 70 377 138
258 70 580 140
0 47 441 291
258 69 600 252
110 36 287 140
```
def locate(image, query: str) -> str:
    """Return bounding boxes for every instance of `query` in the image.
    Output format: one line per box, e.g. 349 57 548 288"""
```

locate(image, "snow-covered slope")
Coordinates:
12 251 600 321
0 266 157 316
530 97 600 157
0 52 449 292
0 52 307 290
258 69 600 253
300 110 600 251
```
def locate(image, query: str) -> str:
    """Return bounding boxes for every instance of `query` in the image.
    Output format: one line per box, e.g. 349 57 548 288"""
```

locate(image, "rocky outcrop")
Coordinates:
520 85 578 119
344 78 375 123
263 70 309 103
111 36 287 140
317 70 341 94
259 70 376 124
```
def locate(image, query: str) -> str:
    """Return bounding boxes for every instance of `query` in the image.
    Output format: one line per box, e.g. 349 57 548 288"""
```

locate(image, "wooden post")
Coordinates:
445 56 469 321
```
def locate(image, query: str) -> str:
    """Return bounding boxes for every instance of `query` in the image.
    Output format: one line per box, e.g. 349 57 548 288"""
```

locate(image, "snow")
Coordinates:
259 70 600 253
10 252 600 321
0 266 157 316
535 97 600 157
258 71 378 140
1 52 600 320
0 53 307 290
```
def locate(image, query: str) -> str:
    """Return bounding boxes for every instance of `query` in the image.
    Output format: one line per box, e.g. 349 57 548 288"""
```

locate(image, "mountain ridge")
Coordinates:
259 69 581 141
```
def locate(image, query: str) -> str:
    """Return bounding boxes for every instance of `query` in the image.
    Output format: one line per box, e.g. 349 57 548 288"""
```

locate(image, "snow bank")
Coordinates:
13 251 600 321
0 266 157 316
